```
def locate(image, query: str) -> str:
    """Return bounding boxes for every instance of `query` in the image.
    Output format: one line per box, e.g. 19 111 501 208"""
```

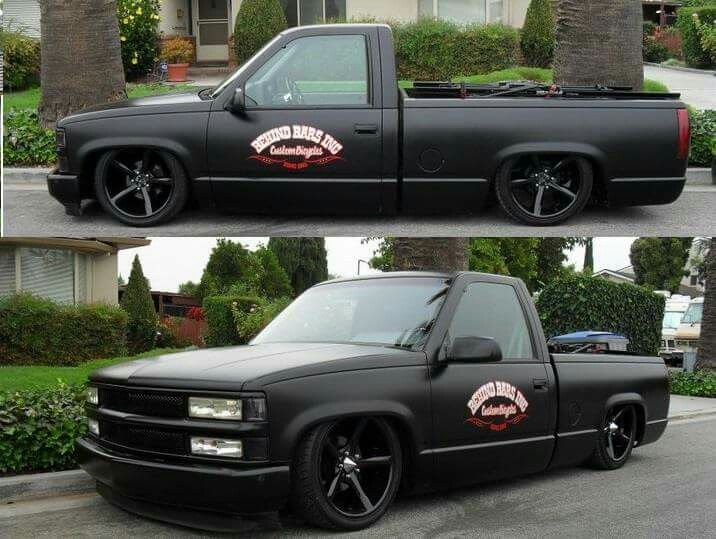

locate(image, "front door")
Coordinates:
207 30 383 213
193 0 230 62
430 278 554 488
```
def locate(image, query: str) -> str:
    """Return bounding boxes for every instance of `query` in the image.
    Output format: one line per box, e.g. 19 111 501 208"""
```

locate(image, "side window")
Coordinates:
448 282 534 359
245 35 369 107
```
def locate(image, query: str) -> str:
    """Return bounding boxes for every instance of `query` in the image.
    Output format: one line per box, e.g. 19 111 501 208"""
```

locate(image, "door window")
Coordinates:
245 34 369 107
448 282 534 359
198 0 228 19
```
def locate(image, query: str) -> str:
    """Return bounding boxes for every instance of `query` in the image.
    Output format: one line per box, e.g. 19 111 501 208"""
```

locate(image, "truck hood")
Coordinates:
57 91 211 126
89 342 425 391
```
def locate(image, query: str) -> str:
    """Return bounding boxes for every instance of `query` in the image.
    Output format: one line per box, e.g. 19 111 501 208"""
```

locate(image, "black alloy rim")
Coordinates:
509 154 583 218
604 406 636 461
104 149 174 218
318 418 394 518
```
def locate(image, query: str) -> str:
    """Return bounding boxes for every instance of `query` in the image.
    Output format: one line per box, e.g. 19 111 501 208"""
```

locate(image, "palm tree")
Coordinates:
38 0 127 128
695 238 715 371
392 239 469 272
553 0 644 90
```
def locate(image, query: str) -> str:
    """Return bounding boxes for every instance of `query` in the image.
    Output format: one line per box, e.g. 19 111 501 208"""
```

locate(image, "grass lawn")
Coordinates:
0 348 185 392
3 83 196 111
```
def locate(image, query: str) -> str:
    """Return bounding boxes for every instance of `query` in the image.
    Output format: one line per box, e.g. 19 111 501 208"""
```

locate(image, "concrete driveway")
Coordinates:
644 65 716 109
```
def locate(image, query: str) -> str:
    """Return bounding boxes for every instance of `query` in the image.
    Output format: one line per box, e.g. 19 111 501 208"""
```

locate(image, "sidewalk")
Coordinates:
668 394 716 419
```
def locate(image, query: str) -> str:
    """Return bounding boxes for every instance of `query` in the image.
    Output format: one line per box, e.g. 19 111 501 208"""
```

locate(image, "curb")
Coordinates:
0 468 94 504
644 62 716 76
668 408 716 421
4 167 714 186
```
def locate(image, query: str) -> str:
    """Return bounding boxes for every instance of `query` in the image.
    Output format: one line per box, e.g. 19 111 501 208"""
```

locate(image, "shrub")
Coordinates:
653 27 684 60
0 384 88 474
676 6 716 67
233 0 287 66
0 29 41 90
643 34 670 63
120 255 157 354
156 317 196 348
689 109 716 167
117 0 161 80
0 294 128 366
233 297 291 342
204 295 261 347
161 36 194 64
520 0 555 68
536 274 665 356
670 370 716 398
3 109 56 167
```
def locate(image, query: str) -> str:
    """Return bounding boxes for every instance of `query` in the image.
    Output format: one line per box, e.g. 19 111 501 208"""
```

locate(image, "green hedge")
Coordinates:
0 384 87 473
690 109 716 167
234 0 287 66
203 295 261 347
2 109 56 167
0 30 41 91
670 370 716 398
233 296 291 342
536 274 665 356
677 6 716 68
394 19 519 81
0 294 128 366
520 0 555 68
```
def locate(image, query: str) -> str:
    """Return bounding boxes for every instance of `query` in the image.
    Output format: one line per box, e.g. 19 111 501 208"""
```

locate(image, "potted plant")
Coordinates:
161 37 194 82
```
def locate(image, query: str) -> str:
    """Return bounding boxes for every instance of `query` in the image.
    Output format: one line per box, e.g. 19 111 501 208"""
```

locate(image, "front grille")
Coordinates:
101 421 187 455
100 387 185 417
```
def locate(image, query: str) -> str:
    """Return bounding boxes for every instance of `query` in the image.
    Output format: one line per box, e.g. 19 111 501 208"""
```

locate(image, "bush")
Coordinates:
204 295 261 347
3 109 56 167
156 317 196 348
233 0 287 66
689 109 716 167
0 384 88 474
653 27 684 60
677 6 716 67
643 34 670 63
394 19 519 80
120 255 157 354
161 37 194 64
233 297 291 342
0 293 127 366
520 0 555 68
117 0 161 80
670 370 716 398
0 29 41 90
536 274 665 356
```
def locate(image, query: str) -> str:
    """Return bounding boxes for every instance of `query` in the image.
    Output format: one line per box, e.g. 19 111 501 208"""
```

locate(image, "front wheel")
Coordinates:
588 405 637 470
495 154 593 226
94 148 189 227
291 417 402 530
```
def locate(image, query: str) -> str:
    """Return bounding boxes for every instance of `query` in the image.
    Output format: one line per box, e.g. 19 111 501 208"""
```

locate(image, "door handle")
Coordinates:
533 378 549 391
354 124 378 135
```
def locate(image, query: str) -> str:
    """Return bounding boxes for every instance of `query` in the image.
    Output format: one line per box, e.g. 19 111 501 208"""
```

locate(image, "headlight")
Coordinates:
87 386 99 406
190 437 243 458
88 418 100 436
188 397 266 421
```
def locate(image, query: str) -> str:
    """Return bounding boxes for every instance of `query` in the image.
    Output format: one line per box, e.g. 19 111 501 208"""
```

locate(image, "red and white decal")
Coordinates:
465 381 529 432
249 125 344 170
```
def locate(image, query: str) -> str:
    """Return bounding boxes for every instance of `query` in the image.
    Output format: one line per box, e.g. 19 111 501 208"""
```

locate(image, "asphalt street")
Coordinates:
1 414 714 538
4 182 716 237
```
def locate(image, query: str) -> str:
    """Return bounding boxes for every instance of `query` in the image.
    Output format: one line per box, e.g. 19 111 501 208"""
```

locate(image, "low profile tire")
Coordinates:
291 417 402 531
495 154 593 226
588 405 637 470
94 148 189 227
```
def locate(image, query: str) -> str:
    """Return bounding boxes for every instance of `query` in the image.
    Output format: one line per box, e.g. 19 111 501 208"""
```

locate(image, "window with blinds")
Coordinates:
19 248 76 304
0 249 16 297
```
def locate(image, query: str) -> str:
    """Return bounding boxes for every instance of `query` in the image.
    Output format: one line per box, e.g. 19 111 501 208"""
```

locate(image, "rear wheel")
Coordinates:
291 417 402 530
589 405 637 470
495 154 593 226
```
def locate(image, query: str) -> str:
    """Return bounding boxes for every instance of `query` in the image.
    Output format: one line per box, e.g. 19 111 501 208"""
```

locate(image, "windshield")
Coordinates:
681 303 703 325
252 277 450 348
662 311 685 330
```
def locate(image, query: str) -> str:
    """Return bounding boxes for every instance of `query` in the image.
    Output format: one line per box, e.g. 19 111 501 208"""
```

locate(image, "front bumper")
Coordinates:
47 169 83 216
76 437 290 530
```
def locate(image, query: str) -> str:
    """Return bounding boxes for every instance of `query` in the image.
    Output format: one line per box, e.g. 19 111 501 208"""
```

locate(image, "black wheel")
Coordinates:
589 405 637 470
94 148 188 227
495 154 593 226
291 417 402 530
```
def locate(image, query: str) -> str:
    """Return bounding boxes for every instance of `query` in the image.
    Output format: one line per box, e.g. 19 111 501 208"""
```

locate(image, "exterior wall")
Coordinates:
509 0 529 28
347 0 417 22
90 253 120 305
159 0 191 36
3 0 42 37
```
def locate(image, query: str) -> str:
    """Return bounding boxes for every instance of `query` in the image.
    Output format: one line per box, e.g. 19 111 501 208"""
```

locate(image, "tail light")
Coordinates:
677 109 690 160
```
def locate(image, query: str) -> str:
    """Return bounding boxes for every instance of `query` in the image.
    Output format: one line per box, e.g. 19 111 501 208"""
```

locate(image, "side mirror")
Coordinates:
447 337 502 363
227 87 246 114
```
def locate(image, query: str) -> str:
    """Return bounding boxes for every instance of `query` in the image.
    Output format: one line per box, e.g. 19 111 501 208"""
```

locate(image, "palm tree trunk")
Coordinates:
38 0 127 129
553 0 644 90
695 239 715 371
392 239 469 272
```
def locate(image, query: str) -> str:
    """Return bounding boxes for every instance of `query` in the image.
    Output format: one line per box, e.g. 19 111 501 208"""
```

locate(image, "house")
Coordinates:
0 238 150 305
118 285 201 317
3 0 530 64
642 0 682 26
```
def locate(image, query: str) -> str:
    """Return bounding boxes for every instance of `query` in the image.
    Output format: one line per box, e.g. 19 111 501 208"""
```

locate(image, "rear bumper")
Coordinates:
76 437 290 530
47 170 83 215
607 177 685 206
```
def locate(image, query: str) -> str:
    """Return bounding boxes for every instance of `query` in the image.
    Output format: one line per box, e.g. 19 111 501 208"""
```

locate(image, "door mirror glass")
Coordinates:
448 337 503 363
228 87 246 113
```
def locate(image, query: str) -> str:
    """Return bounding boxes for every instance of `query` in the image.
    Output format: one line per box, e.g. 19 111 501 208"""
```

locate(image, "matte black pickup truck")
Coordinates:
77 272 669 531
49 24 690 227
